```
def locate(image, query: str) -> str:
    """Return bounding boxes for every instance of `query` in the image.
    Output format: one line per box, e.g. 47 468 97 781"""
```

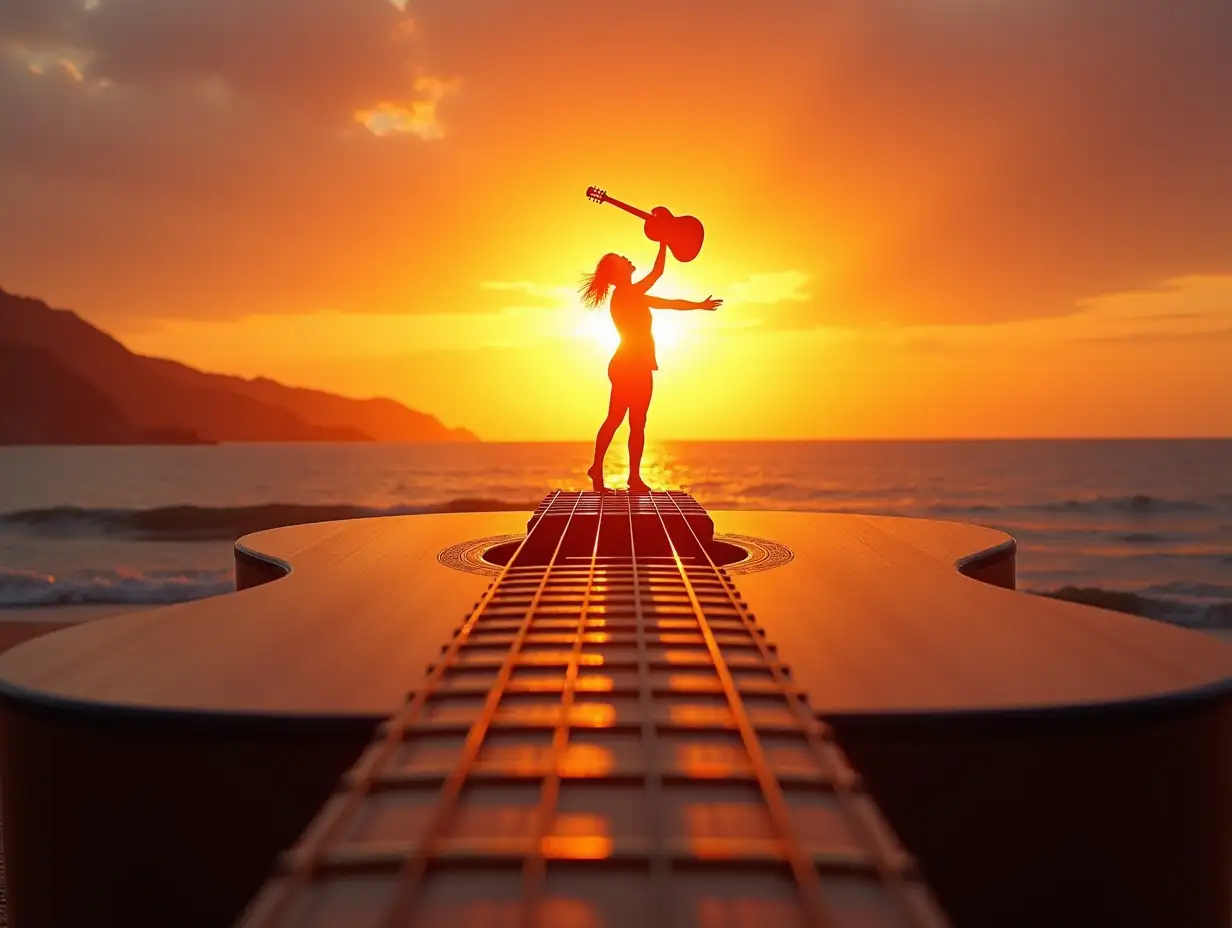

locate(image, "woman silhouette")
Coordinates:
580 241 722 492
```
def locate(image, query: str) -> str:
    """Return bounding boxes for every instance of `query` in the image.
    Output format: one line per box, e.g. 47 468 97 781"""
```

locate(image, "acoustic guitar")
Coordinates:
586 186 705 262
0 492 1229 928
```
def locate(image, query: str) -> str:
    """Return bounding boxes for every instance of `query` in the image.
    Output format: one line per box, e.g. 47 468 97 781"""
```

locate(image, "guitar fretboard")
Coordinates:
236 491 949 927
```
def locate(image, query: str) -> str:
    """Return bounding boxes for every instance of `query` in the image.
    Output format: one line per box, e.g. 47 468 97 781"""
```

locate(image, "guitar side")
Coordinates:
0 508 1229 926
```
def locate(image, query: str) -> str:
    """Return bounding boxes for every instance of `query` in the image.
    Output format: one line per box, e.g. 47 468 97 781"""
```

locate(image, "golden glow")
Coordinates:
353 76 456 139
113 274 1232 440
567 702 616 728
354 100 443 139
674 743 748 778
13 2 1231 441
575 309 620 356
658 633 704 646
542 814 612 859
662 650 710 666
669 706 734 727
665 673 720 693
574 675 614 693
575 304 685 356
558 743 615 777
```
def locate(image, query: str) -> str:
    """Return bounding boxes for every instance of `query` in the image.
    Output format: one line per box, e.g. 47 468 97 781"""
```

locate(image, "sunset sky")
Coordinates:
2 0 1230 440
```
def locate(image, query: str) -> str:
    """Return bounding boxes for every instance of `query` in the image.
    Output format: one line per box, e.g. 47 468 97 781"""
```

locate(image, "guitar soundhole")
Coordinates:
480 537 749 568
436 534 793 576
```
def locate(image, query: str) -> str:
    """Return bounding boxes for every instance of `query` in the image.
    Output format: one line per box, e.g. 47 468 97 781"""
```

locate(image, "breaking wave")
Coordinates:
929 494 1223 517
1036 585 1232 628
1033 495 1217 514
0 567 235 607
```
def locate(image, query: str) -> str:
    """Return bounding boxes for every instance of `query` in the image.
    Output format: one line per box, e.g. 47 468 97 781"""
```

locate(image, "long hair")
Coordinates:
578 253 623 309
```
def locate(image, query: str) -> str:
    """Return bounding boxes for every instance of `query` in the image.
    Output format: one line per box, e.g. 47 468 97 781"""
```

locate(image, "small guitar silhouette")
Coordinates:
586 186 705 262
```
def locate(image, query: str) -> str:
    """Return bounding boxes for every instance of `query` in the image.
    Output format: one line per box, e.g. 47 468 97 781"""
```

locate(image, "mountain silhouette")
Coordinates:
0 288 477 444
0 342 202 444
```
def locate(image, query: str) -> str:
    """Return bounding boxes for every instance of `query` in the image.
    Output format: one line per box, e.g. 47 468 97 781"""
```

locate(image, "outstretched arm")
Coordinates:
647 294 723 311
633 241 668 293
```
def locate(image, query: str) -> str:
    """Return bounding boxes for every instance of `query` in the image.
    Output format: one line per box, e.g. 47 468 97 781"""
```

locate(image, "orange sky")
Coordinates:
2 0 1230 440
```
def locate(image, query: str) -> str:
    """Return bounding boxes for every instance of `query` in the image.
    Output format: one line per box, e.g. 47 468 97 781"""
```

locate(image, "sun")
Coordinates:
575 308 621 354
574 306 684 355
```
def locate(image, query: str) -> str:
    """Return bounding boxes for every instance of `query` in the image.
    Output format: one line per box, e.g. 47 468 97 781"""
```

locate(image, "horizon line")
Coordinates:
461 434 1232 444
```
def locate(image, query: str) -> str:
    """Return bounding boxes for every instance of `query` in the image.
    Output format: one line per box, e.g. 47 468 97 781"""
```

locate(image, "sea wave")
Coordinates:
1034 495 1216 514
0 567 235 607
1140 580 1232 601
0 499 538 541
929 494 1221 517
1036 585 1232 628
5 492 1221 543
733 482 855 500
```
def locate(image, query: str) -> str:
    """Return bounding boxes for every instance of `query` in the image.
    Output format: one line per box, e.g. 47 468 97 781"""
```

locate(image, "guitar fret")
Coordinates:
236 491 950 928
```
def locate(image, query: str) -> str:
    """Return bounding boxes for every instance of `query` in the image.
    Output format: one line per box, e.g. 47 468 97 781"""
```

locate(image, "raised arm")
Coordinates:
647 294 723 311
632 241 668 293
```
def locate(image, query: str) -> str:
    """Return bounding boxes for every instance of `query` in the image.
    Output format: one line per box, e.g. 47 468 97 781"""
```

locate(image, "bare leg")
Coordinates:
589 387 629 492
626 373 653 493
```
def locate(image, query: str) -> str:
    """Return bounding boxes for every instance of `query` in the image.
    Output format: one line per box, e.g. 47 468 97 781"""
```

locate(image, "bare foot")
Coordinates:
627 476 651 493
587 466 611 493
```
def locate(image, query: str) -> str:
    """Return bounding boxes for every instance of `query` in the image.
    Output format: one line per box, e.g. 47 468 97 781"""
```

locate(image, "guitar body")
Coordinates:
0 495 1229 927
645 206 705 262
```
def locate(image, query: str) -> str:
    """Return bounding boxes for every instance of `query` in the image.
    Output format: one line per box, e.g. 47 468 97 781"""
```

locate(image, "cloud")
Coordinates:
769 0 1232 326
355 76 456 139
1063 275 1232 344
0 0 463 320
0 0 84 47
1072 327 1232 345
811 274 1232 351
1 0 1231 332
81 0 430 125
727 271 810 306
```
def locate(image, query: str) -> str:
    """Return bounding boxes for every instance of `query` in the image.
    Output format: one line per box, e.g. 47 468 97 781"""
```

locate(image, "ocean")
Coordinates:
0 440 1229 627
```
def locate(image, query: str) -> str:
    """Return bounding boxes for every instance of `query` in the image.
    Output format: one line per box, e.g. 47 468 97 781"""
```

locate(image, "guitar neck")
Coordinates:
601 194 653 222
235 490 948 928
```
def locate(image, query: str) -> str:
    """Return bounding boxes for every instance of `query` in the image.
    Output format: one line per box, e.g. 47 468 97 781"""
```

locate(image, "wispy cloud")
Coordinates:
813 275 1232 351
727 270 810 306
354 75 456 139
476 280 575 311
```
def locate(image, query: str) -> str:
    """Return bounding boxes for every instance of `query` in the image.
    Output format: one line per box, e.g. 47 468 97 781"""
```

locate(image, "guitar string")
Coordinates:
240 490 947 927
625 492 671 924
641 491 835 928
377 489 590 927
518 488 607 924
239 489 570 926
655 491 947 928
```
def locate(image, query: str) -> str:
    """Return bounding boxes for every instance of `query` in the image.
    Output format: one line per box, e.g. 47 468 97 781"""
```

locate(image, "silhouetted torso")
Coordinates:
609 285 658 372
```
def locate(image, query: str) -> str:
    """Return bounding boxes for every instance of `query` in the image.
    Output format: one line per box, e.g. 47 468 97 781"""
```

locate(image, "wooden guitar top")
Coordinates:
0 509 1229 721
